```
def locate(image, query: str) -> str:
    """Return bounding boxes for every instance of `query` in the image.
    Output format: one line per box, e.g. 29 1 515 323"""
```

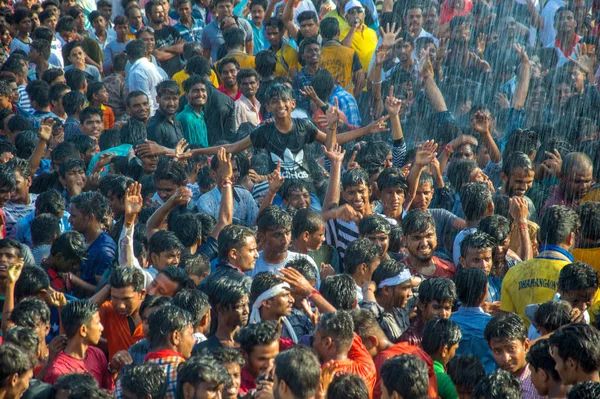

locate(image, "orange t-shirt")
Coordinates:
327 333 377 398
99 301 144 361
101 104 115 129
373 342 439 399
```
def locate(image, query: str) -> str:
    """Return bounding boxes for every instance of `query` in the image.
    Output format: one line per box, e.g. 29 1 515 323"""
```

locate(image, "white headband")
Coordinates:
378 269 412 288
251 283 291 311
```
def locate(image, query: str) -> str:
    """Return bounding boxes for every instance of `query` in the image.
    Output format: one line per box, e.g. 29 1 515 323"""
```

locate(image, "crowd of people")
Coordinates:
0 0 600 397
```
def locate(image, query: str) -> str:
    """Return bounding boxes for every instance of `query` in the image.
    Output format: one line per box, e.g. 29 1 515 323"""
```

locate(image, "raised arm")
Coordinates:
29 118 54 177
278 267 336 313
282 0 299 40
511 44 531 110
404 141 437 210
210 148 235 239
146 186 193 239
169 136 253 160
120 181 144 268
257 161 285 217
471 110 501 163
419 56 448 112
509 197 533 261
1 259 23 334
321 143 346 213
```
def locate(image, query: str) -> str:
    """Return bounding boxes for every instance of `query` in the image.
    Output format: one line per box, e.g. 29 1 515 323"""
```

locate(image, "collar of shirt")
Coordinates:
455 306 488 315
183 103 204 117
537 245 574 262
239 94 261 111
555 35 581 57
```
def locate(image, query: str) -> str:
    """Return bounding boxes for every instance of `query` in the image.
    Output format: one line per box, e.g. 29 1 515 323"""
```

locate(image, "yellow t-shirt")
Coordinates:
582 186 600 203
324 10 349 33
215 53 257 71
339 25 377 72
500 257 571 328
173 69 220 93
320 44 357 94
274 44 301 77
573 247 600 275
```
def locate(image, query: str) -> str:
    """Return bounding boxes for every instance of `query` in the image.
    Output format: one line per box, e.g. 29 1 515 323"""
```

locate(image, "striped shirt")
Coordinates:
17 85 33 114
326 218 359 261
5 194 38 239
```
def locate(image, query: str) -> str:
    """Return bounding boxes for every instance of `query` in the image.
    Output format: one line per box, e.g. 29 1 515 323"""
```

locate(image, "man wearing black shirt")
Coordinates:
145 0 184 77
147 80 184 149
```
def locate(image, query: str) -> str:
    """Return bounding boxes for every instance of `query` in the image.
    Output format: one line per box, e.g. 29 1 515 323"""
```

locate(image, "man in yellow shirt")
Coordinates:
215 28 256 71
265 17 300 78
573 202 600 274
501 205 581 328
339 0 377 72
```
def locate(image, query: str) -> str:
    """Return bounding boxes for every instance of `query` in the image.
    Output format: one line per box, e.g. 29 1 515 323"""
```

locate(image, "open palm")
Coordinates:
124 182 143 216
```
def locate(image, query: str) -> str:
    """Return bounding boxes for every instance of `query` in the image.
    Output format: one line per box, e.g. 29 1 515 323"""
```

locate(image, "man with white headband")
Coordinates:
249 272 298 343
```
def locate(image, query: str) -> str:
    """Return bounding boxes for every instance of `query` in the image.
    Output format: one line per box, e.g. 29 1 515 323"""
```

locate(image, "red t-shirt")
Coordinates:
440 0 473 24
327 334 377 398
43 347 114 391
99 301 145 360
373 342 438 399
406 256 456 279
218 85 242 101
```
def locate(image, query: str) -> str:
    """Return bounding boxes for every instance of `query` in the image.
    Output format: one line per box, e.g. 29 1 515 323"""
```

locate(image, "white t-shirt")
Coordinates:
248 250 321 287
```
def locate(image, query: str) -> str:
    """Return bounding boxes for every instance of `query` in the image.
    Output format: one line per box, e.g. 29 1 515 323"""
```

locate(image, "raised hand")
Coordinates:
320 263 335 280
513 43 530 66
335 204 360 223
175 138 189 156
448 135 478 151
509 196 529 225
378 22 402 50
44 289 67 308
96 152 116 169
476 33 487 56
346 150 359 170
470 110 492 134
414 140 438 167
277 267 315 297
495 92 510 109
6 258 24 285
267 160 284 193
570 46 595 75
169 186 192 207
216 147 233 183
301 298 320 326
367 115 390 134
417 54 434 79
385 86 403 116
326 97 340 128
323 143 346 164
124 181 143 218
299 86 319 102
541 149 562 178
136 140 166 158
38 118 55 141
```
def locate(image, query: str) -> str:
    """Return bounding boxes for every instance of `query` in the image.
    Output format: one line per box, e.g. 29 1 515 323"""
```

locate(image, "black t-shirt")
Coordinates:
250 118 318 188
154 26 183 77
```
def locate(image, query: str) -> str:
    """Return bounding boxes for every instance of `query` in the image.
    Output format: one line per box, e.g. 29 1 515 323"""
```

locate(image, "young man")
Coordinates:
501 205 580 325
48 82 70 121
459 231 499 303
171 289 211 343
272 345 321 399
221 28 256 70
234 321 280 395
86 82 114 129
68 192 116 293
249 272 296 342
290 208 339 273
28 39 57 82
344 238 381 303
25 80 59 127
472 370 523 399
119 363 168 399
147 230 184 273
78 106 103 140
4 158 37 239
146 80 184 149
380 354 430 399
42 231 88 294
500 152 537 222
446 356 485 399
402 209 456 278
173 0 204 44
212 348 245 399
292 38 322 113
216 57 241 101
63 41 102 82
0 344 34 399
175 75 209 147
484 313 542 399
452 182 495 266
235 68 261 127
422 318 462 399
358 215 400 261
550 7 580 67
399 277 456 347
42 299 114 391
126 40 167 116
574 202 600 272
176 357 229 399
248 0 268 54
201 0 253 61
527 339 568 399
450 267 497 374
144 0 184 77
549 323 600 385
62 91 86 140
264 17 300 78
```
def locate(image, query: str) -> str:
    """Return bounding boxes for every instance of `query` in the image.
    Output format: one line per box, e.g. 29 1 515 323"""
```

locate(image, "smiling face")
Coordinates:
81 114 103 139
222 362 241 399
504 167 535 197
219 62 238 89
244 340 279 379
0 246 20 282
405 226 437 263
301 42 321 66
187 82 208 110
250 4 265 25
342 183 370 214
267 95 295 120
410 183 433 210
157 91 179 116
127 94 151 122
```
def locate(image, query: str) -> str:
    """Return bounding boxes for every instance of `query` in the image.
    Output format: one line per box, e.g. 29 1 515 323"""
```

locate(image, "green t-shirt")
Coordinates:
434 360 458 399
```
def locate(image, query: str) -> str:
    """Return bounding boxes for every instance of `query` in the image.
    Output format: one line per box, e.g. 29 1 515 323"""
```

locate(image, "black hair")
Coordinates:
316 310 355 351
558 261 598 293
319 274 357 310
185 55 212 77
148 230 184 257
140 295 172 318
478 215 511 245
54 372 99 393
175 356 229 398
0 141 15 158
199 276 249 311
68 134 96 158
275 345 321 398
344 238 381 275
567 381 600 399
120 363 168 399
447 355 485 392
51 231 88 263
447 159 478 192
291 208 323 240
250 271 283 304
0 344 32 388
484 312 527 343
502 151 534 177
154 160 186 186
179 253 210 280
13 7 32 24
534 300 572 334
578 202 600 242
42 68 65 85
257 205 292 234
341 167 369 191
13 264 50 300
70 191 110 223
460 182 493 221
31 213 61 246
311 68 336 102
549 323 600 373
79 106 103 124
147 305 192 349
62 91 87 115
110 266 145 292
376 167 408 194
217 224 255 262
460 231 495 259
61 299 99 338
286 257 317 282
98 129 121 151
3 326 40 362
113 53 128 72
422 317 462 356
159 266 195 293
120 119 147 145
126 39 147 60
172 289 210 327
10 297 50 329
168 213 202 248
235 320 280 354
281 179 310 201
455 267 487 307
211 346 245 366
526 339 561 382
14 132 37 159
156 79 180 98
48 82 71 106
59 158 85 178
319 17 339 41
125 91 149 108
359 214 392 237
85 81 105 102
30 39 51 60
472 370 522 399
255 50 277 77
418 277 457 305
26 80 51 109
371 259 407 294
7 117 32 135
539 205 580 246
182 74 210 94
401 209 435 236
381 354 429 399
327 373 368 399
236 67 259 85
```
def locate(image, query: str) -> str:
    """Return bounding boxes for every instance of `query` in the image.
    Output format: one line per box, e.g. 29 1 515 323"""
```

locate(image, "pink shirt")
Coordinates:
43 347 115 391
440 0 473 24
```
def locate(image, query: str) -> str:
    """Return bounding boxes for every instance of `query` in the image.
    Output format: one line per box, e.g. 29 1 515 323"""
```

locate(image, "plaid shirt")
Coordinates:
329 86 361 127
174 17 204 43
520 363 544 399
292 67 322 112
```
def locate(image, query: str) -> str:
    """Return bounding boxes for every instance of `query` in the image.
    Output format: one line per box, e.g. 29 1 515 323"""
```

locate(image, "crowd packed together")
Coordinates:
1 0 600 396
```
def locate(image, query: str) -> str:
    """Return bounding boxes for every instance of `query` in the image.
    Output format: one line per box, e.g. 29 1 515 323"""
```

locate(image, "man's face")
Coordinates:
155 179 180 203
81 115 103 138
553 83 572 108
141 154 159 174
10 171 30 203
410 184 433 210
342 183 369 214
262 228 291 254
176 324 195 359
68 45 86 66
423 6 438 32
178 2 192 21
128 8 143 29
345 7 364 26
8 369 33 399
267 96 295 120
265 26 283 47
561 287 597 314
405 8 423 33
158 92 179 116
391 280 414 308
420 299 453 322
222 362 241 399
489 338 528 374
239 76 259 99
451 23 471 43
0 247 20 281
221 296 250 327
246 341 279 378
92 15 106 32
284 188 311 210
405 226 437 262
569 65 586 92
266 289 294 318
9 82 19 104
461 247 493 275
86 312 104 345
555 10 576 34
562 166 593 200
398 41 414 63
307 223 326 251
494 236 511 264
234 235 259 272
220 62 238 89
150 4 166 25
184 381 224 399
528 363 549 397
551 346 576 385
454 144 475 160
365 231 389 256
17 15 32 34
301 43 321 65
187 83 208 109
151 249 181 271
68 203 89 233
506 167 535 197
299 18 318 38
250 4 265 25
111 286 145 317
51 88 70 116
148 272 179 296
216 0 233 20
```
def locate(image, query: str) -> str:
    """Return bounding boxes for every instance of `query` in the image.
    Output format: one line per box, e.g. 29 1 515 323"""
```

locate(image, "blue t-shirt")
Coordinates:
80 232 117 285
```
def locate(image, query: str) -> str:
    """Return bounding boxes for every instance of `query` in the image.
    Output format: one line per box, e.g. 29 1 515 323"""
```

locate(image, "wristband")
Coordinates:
444 144 453 154
518 224 528 230
308 289 320 298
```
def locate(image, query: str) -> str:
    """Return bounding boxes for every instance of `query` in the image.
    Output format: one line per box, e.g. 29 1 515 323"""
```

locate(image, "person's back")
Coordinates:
573 202 600 273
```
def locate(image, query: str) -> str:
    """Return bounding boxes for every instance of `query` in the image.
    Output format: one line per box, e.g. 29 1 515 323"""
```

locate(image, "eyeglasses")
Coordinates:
138 26 154 34
347 8 363 15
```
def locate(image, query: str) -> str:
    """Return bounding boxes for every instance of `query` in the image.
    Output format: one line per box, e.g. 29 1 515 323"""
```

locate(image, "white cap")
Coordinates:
344 0 364 15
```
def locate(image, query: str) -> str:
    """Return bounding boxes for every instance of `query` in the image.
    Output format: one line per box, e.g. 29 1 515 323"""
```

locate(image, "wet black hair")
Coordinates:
120 363 168 399
447 355 485 392
401 209 435 236
539 205 580 247
455 267 487 307
61 299 99 338
472 370 522 399
422 317 462 356
418 277 457 306
380 355 429 399
558 261 598 293
344 238 381 275
526 339 560 382
534 300 572 334
319 274 357 310
549 323 600 373
459 231 495 259
235 320 280 354
484 312 527 343
147 305 192 349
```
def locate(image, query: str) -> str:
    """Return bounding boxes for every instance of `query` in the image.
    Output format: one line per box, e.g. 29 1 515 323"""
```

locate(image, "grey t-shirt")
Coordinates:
201 18 254 62
429 208 459 258
65 64 102 82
